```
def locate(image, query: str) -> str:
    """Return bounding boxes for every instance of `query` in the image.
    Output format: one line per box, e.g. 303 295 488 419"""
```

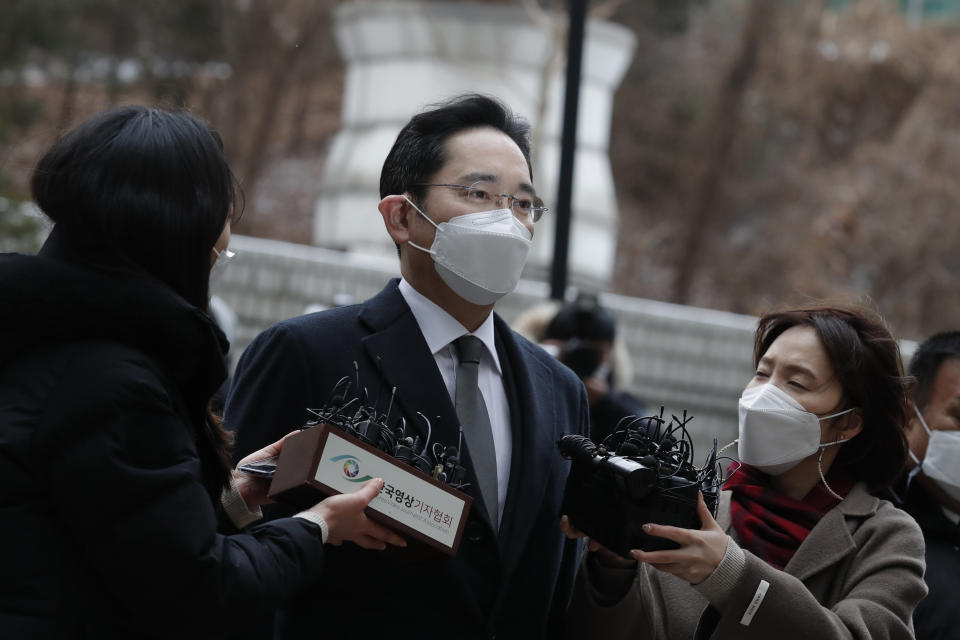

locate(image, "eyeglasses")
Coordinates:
413 183 549 223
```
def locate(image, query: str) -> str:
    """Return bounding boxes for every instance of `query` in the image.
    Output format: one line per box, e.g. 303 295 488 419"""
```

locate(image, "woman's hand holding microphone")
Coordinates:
234 433 406 551
561 492 727 584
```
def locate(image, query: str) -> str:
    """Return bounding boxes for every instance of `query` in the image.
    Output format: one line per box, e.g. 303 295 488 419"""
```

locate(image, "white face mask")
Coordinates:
404 197 532 305
738 383 854 476
210 247 235 289
910 404 960 504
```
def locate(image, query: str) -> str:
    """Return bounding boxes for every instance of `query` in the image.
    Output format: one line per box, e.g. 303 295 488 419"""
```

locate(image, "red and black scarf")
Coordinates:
724 463 855 570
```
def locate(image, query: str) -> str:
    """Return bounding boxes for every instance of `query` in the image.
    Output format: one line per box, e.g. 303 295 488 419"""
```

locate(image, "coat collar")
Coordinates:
494 320 559 514
357 281 560 548
357 280 580 621
1 236 227 412
721 482 879 582
396 278 501 375
784 483 877 580
357 280 461 447
359 281 496 530
493 317 559 553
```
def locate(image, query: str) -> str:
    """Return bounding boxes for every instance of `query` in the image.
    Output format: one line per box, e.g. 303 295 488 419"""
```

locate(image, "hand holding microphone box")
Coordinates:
238 369 473 556
558 409 722 557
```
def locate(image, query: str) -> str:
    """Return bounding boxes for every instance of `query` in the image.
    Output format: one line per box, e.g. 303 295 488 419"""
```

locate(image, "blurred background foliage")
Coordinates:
610 0 960 339
1 0 958 339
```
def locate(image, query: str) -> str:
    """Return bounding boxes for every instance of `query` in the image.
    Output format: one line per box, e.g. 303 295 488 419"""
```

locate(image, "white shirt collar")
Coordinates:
398 278 501 374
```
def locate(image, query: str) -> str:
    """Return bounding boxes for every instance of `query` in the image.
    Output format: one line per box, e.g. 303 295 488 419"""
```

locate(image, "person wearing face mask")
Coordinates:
224 94 590 640
514 292 647 443
0 107 406 638
562 304 926 640
890 331 960 640
208 243 239 415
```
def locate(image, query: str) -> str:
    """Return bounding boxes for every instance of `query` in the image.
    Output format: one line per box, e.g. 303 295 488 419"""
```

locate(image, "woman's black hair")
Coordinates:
30 106 240 310
754 305 909 490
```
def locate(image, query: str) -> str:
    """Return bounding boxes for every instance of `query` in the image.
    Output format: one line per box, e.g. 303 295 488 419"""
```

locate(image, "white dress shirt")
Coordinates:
398 278 512 525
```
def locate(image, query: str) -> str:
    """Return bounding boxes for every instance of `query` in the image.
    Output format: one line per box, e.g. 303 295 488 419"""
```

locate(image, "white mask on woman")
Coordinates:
910 404 960 504
738 383 855 476
210 246 235 289
404 197 532 305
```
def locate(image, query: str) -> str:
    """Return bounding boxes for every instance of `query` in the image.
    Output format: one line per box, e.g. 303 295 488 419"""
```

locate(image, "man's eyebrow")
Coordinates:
460 172 498 185
461 172 535 195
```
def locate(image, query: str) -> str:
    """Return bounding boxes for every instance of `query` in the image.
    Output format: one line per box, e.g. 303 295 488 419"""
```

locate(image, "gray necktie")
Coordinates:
453 335 499 529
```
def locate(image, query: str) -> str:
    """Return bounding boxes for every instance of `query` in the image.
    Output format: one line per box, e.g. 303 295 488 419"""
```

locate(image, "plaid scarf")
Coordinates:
724 463 855 570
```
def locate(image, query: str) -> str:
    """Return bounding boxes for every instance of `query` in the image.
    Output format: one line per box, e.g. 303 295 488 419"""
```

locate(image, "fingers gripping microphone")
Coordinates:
559 409 721 556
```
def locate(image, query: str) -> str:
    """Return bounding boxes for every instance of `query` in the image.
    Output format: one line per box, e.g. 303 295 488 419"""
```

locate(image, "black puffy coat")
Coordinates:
0 233 326 639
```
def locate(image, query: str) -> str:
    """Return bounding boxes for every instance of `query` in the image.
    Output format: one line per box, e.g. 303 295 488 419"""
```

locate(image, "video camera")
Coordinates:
559 409 721 556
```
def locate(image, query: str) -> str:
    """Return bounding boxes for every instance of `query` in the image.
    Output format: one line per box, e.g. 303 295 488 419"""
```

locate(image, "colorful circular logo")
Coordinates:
330 454 372 482
342 458 360 478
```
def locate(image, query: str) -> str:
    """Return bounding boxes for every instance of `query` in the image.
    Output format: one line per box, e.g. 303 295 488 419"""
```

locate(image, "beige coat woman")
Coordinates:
565 485 926 639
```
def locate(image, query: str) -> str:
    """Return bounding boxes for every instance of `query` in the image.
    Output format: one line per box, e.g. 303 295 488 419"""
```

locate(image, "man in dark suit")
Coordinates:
894 331 960 640
225 94 589 640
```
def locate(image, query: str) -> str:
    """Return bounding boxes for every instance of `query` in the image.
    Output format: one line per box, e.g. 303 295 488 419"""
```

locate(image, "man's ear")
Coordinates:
379 195 411 246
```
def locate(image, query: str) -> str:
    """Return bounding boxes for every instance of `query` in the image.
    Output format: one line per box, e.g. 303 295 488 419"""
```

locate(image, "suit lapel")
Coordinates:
721 482 876 583
783 483 876 582
783 507 856 581
357 281 497 532
358 285 568 621
358 282 462 458
494 317 559 582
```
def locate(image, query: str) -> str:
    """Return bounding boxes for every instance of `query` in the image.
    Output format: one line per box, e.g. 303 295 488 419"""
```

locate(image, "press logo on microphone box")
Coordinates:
314 432 467 551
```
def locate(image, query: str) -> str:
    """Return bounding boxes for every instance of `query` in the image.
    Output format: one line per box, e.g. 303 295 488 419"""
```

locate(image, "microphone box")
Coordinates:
268 423 472 556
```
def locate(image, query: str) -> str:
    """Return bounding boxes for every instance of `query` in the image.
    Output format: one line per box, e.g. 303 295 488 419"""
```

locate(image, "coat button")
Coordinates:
465 519 484 543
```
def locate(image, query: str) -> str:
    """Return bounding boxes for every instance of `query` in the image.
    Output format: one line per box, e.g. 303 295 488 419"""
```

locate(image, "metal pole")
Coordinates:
550 0 587 301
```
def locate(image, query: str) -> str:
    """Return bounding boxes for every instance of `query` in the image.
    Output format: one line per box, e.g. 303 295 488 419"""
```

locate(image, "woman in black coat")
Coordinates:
0 106 404 638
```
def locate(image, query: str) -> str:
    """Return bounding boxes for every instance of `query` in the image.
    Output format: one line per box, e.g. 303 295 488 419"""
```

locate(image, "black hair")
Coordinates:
379 93 532 202
31 106 240 310
908 331 960 411
545 292 617 342
754 305 910 490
